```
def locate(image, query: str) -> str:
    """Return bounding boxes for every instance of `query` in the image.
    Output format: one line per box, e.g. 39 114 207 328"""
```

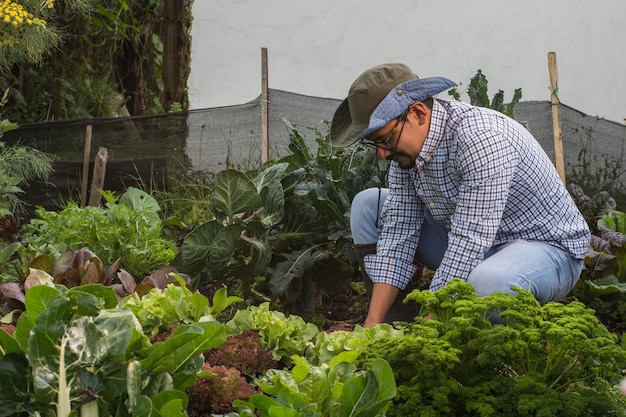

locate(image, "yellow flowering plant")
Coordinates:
0 0 46 26
0 0 59 69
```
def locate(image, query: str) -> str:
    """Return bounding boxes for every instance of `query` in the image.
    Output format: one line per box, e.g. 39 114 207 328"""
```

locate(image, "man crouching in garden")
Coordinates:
330 63 590 327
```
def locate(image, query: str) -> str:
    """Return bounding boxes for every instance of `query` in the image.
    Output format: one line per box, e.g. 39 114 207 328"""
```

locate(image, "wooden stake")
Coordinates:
88 147 108 207
261 47 270 163
548 52 566 185
81 125 92 207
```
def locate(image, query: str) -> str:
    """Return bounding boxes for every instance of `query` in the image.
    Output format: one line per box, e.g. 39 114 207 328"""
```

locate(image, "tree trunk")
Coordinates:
162 0 188 111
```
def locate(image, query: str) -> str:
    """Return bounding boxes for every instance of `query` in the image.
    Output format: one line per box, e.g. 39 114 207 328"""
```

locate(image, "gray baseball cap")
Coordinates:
330 63 455 147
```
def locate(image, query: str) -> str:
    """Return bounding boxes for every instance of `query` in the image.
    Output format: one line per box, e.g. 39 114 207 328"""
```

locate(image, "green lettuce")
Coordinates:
227 302 318 363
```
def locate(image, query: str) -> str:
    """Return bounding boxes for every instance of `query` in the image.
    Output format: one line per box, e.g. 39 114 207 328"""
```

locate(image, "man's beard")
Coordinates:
387 151 416 169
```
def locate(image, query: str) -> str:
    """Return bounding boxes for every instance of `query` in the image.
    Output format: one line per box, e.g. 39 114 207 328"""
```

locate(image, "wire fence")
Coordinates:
3 89 626 216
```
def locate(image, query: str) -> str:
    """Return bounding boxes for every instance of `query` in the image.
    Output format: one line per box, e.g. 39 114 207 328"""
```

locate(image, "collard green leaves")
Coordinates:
213 169 262 223
178 123 381 318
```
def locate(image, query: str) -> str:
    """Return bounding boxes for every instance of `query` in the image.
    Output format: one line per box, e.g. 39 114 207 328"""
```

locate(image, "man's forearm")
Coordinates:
364 282 401 327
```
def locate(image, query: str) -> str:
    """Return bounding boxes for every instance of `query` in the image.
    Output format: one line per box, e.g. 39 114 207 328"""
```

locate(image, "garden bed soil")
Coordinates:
196 266 435 330
197 277 369 330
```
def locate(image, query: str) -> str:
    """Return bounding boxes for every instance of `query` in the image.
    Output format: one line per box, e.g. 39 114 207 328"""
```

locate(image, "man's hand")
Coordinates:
363 282 400 328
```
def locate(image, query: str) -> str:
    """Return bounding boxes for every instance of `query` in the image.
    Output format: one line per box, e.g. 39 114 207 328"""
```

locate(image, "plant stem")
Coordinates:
57 336 71 417
80 401 99 417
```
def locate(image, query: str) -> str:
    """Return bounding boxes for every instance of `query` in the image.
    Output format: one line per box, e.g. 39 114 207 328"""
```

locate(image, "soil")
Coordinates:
197 276 370 330
196 266 435 331
317 283 370 328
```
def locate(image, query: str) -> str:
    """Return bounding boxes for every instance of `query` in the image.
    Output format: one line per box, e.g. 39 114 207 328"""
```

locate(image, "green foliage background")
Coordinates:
1 0 190 122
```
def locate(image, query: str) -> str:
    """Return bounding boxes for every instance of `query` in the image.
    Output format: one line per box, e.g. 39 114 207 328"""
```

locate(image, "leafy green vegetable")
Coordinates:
447 69 522 119
271 245 350 315
568 183 617 232
227 302 318 363
0 282 227 416
236 354 396 417
305 323 403 366
176 123 383 318
360 279 626 417
119 275 241 337
596 210 626 282
22 187 177 277
568 186 626 336
213 169 264 224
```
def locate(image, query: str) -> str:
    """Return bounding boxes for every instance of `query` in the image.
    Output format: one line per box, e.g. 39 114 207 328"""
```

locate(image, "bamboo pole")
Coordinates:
261 47 270 163
548 52 566 185
81 124 92 207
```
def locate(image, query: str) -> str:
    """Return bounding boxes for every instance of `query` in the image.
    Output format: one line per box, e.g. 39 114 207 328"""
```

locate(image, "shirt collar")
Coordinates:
414 99 447 170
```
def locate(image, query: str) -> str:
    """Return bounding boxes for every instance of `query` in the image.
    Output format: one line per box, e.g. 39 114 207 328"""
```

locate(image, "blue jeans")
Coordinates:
350 188 583 305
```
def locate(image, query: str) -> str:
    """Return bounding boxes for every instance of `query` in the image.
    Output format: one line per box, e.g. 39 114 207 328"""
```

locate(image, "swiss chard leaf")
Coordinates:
139 321 226 374
0 352 36 417
22 284 62 325
151 389 189 416
0 327 20 355
27 289 141 406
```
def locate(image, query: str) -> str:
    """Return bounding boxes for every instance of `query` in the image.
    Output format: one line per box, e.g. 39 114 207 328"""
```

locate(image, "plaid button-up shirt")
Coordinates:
365 99 591 291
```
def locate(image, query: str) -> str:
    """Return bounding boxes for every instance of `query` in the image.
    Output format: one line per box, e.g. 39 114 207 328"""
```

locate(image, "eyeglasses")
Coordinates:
361 110 408 151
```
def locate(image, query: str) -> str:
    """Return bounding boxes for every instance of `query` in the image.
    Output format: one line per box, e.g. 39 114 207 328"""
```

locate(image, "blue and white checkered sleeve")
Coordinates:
364 162 424 289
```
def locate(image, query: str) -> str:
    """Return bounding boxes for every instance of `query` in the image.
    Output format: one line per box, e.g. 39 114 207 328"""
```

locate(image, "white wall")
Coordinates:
189 0 626 125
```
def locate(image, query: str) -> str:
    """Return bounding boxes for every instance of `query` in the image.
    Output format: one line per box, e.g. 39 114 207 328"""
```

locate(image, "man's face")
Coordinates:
363 103 430 169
